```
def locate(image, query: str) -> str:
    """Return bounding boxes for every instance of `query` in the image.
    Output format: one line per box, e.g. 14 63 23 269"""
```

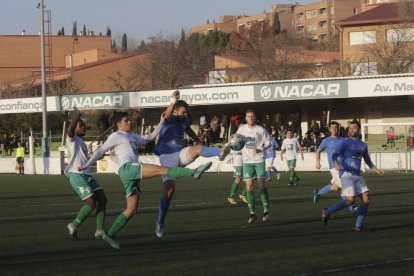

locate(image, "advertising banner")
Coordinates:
253 80 349 102
57 92 131 111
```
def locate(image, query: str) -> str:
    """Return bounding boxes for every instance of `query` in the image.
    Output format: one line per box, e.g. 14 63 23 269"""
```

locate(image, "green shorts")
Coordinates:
118 162 143 197
69 173 102 200
233 165 243 178
287 159 297 168
243 162 266 181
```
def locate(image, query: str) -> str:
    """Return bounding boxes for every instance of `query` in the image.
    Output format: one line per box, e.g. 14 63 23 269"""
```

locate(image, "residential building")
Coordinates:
336 2 414 76
361 0 400 12
190 16 243 34
236 12 273 31
0 35 151 96
295 0 361 41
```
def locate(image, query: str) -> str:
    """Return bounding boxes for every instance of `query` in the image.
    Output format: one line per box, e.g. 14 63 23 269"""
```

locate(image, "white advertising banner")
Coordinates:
0 96 57 114
348 76 414 98
129 86 255 108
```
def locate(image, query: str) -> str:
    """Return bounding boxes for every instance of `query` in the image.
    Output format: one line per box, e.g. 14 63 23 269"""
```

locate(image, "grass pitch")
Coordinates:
0 172 413 275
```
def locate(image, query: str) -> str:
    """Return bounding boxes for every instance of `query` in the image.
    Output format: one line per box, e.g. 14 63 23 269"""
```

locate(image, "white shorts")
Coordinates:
340 172 369 197
265 157 275 168
159 147 195 182
329 168 342 188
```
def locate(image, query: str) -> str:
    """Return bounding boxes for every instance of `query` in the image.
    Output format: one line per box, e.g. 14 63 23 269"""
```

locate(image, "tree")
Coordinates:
273 13 281 35
72 21 77 36
61 27 65 35
356 3 414 75
111 39 117 53
106 26 111 36
138 40 147 51
121 33 128 52
83 24 87 36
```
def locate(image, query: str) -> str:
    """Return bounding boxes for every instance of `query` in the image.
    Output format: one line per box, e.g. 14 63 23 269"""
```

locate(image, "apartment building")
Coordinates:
0 35 111 84
361 0 400 12
295 0 361 41
190 16 243 34
0 35 151 95
336 2 414 75
274 4 298 33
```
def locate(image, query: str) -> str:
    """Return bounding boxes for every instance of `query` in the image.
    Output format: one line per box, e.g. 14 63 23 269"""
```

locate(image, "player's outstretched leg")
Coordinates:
313 184 332 204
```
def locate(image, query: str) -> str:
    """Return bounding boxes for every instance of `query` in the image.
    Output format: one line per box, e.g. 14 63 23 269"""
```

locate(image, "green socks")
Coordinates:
247 190 255 214
73 205 94 228
96 201 106 230
229 182 239 197
241 188 247 196
167 167 194 178
289 170 295 181
107 213 129 237
260 188 269 213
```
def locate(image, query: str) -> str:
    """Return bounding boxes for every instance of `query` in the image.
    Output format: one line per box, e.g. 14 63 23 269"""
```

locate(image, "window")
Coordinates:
353 8 358 15
306 11 311 18
298 13 304 19
351 62 378 76
330 7 334 14
349 31 376 45
310 10 316 17
387 28 414 42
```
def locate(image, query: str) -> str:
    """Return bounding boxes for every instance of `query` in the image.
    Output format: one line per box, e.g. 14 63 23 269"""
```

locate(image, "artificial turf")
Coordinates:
0 172 413 275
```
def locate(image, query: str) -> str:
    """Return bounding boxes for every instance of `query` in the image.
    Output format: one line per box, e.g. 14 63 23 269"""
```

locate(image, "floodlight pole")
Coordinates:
40 0 49 158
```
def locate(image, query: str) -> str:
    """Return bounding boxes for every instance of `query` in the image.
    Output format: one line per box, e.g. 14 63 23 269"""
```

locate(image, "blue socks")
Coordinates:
355 203 369 229
266 171 271 179
200 146 221 157
326 199 348 215
318 184 333 196
157 196 171 225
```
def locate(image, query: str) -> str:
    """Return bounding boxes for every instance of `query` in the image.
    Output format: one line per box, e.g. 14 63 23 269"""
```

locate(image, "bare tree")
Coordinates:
360 2 414 74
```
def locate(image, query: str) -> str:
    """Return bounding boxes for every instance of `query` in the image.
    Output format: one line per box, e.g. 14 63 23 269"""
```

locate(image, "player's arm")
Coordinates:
298 140 304 160
163 90 180 121
67 107 81 138
141 115 165 142
79 134 118 170
315 141 325 169
362 147 384 175
280 142 285 161
332 142 344 171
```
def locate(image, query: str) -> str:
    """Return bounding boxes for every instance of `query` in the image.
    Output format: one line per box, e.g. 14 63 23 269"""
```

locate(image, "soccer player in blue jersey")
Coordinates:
154 91 231 237
314 121 345 202
321 119 384 231
264 136 280 181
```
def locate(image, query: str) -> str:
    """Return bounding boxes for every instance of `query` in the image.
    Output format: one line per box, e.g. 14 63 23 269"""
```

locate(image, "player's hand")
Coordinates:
172 90 180 100
77 165 84 171
374 168 384 176
316 163 321 170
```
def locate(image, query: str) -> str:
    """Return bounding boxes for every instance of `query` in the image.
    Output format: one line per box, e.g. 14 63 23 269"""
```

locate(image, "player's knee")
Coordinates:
345 198 355 205
124 208 137 218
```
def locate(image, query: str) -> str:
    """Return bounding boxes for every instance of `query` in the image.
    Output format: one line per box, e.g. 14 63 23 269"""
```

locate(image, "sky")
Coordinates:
0 0 314 41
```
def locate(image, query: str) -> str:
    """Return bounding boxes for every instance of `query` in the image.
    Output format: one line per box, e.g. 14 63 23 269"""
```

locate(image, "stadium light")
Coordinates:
38 0 49 158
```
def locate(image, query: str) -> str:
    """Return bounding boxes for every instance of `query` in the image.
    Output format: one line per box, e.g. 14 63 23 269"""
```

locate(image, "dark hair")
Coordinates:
245 109 256 115
174 100 189 110
349 119 361 129
112 112 129 126
328 121 339 127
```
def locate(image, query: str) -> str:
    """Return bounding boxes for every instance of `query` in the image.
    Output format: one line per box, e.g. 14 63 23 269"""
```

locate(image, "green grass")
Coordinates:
0 172 413 275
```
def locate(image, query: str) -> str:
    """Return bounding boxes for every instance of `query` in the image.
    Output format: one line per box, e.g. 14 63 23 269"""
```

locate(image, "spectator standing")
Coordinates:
263 114 272 134
320 111 328 133
221 113 230 142
309 120 320 134
290 105 302 136
15 141 25 175
230 113 240 134
199 111 209 130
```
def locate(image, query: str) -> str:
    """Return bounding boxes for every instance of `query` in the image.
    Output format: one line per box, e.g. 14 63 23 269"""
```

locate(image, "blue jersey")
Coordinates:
332 138 374 176
155 116 190 155
318 136 345 169
264 138 279 159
